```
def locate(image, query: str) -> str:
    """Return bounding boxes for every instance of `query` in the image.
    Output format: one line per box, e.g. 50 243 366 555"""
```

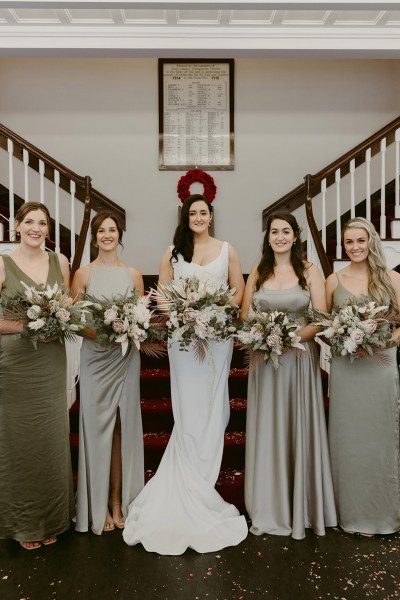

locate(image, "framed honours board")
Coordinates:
159 59 234 171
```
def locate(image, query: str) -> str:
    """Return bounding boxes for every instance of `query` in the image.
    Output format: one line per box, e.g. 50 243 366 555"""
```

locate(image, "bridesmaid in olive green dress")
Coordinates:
326 217 400 535
0 202 74 550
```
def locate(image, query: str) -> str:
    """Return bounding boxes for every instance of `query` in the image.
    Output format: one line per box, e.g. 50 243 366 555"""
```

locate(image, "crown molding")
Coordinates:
0 1 400 9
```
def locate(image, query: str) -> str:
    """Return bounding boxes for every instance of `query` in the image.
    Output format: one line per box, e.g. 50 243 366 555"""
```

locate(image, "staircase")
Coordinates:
69 343 249 512
263 116 400 276
0 122 125 273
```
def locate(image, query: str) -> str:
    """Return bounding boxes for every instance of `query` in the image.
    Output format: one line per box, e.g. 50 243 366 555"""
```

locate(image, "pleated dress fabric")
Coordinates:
123 242 248 554
245 284 337 540
75 266 144 535
329 278 400 535
0 253 74 542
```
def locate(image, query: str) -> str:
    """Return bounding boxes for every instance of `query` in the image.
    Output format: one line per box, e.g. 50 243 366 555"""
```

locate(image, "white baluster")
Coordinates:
54 170 60 253
70 181 76 263
7 139 15 240
0 222 4 241
335 169 342 259
23 149 29 202
395 129 400 219
350 159 355 218
380 138 386 238
39 160 45 205
321 178 327 250
365 148 371 220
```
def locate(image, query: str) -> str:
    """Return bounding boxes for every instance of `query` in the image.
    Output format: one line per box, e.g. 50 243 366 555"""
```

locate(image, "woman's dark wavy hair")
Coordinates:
255 212 307 291
90 211 124 248
171 194 213 263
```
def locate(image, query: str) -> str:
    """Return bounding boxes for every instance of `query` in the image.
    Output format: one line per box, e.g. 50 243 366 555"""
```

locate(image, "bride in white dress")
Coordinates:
123 194 248 554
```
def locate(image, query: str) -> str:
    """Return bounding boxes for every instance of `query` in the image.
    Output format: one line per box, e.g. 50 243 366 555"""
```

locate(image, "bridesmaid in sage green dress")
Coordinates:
326 217 400 536
72 212 144 535
0 202 73 551
242 212 336 540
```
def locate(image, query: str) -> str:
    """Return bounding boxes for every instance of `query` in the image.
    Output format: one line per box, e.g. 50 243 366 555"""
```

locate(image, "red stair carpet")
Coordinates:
69 343 248 513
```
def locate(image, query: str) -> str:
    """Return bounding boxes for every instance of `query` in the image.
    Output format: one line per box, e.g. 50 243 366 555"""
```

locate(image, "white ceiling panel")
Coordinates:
9 8 60 23
177 10 221 23
122 9 168 23
66 8 113 22
229 10 275 25
281 9 330 24
0 2 398 57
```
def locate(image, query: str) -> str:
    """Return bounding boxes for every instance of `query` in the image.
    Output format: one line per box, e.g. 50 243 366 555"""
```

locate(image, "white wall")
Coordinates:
0 57 399 274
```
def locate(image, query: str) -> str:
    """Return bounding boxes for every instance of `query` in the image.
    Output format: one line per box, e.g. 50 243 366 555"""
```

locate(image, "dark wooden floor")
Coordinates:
1 522 400 600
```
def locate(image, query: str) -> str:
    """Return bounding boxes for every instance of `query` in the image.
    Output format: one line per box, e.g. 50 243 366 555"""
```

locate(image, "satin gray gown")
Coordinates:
245 284 337 540
329 279 400 534
75 266 144 535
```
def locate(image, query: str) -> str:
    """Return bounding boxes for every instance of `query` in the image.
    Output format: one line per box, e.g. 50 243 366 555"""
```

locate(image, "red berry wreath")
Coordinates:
177 169 217 203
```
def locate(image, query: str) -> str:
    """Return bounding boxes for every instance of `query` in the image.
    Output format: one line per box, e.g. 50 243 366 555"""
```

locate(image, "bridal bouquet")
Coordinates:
311 297 393 362
154 275 238 361
237 307 305 369
87 291 166 356
0 281 91 348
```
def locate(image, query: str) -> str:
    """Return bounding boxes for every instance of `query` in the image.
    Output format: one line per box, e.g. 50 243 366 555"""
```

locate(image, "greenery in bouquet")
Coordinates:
237 307 305 369
154 275 238 361
0 281 91 348
311 297 393 362
86 290 166 357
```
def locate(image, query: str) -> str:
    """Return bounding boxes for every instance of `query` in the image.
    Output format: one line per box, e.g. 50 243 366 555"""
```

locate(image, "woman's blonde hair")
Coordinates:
343 217 398 311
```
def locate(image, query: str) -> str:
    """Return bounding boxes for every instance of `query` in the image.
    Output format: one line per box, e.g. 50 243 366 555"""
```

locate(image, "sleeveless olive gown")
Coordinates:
123 242 248 554
0 253 74 542
329 277 400 534
75 266 144 535
245 284 337 540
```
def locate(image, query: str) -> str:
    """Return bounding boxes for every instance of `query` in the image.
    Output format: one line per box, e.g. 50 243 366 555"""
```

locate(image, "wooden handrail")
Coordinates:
71 176 92 279
262 116 400 230
0 123 126 229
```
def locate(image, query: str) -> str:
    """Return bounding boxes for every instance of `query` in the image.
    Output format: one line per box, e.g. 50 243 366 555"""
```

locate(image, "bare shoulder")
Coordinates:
304 261 320 276
72 264 90 285
161 247 173 262
129 266 142 278
56 252 70 268
325 271 339 292
227 242 240 260
389 269 400 286
129 266 143 284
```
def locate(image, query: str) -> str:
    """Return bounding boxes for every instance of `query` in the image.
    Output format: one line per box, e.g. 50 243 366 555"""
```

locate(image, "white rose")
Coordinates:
350 328 364 345
27 318 46 330
104 307 119 325
56 308 71 323
27 305 41 319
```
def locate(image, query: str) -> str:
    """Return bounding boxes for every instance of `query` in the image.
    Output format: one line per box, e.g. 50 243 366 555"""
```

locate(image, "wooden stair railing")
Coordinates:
262 116 400 277
0 123 126 276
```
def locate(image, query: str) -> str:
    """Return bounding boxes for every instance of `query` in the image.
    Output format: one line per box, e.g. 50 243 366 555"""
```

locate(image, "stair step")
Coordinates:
143 431 245 470
141 397 247 432
145 468 245 512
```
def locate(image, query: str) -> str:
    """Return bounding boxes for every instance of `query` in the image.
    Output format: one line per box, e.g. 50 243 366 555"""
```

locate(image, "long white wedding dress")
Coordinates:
123 242 248 554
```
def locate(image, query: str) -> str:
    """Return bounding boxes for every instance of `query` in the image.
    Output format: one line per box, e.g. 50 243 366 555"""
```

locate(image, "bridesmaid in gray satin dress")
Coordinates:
72 212 144 535
242 212 337 540
326 217 400 536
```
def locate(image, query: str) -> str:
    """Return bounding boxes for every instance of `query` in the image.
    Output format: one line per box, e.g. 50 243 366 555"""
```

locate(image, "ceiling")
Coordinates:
0 1 399 57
